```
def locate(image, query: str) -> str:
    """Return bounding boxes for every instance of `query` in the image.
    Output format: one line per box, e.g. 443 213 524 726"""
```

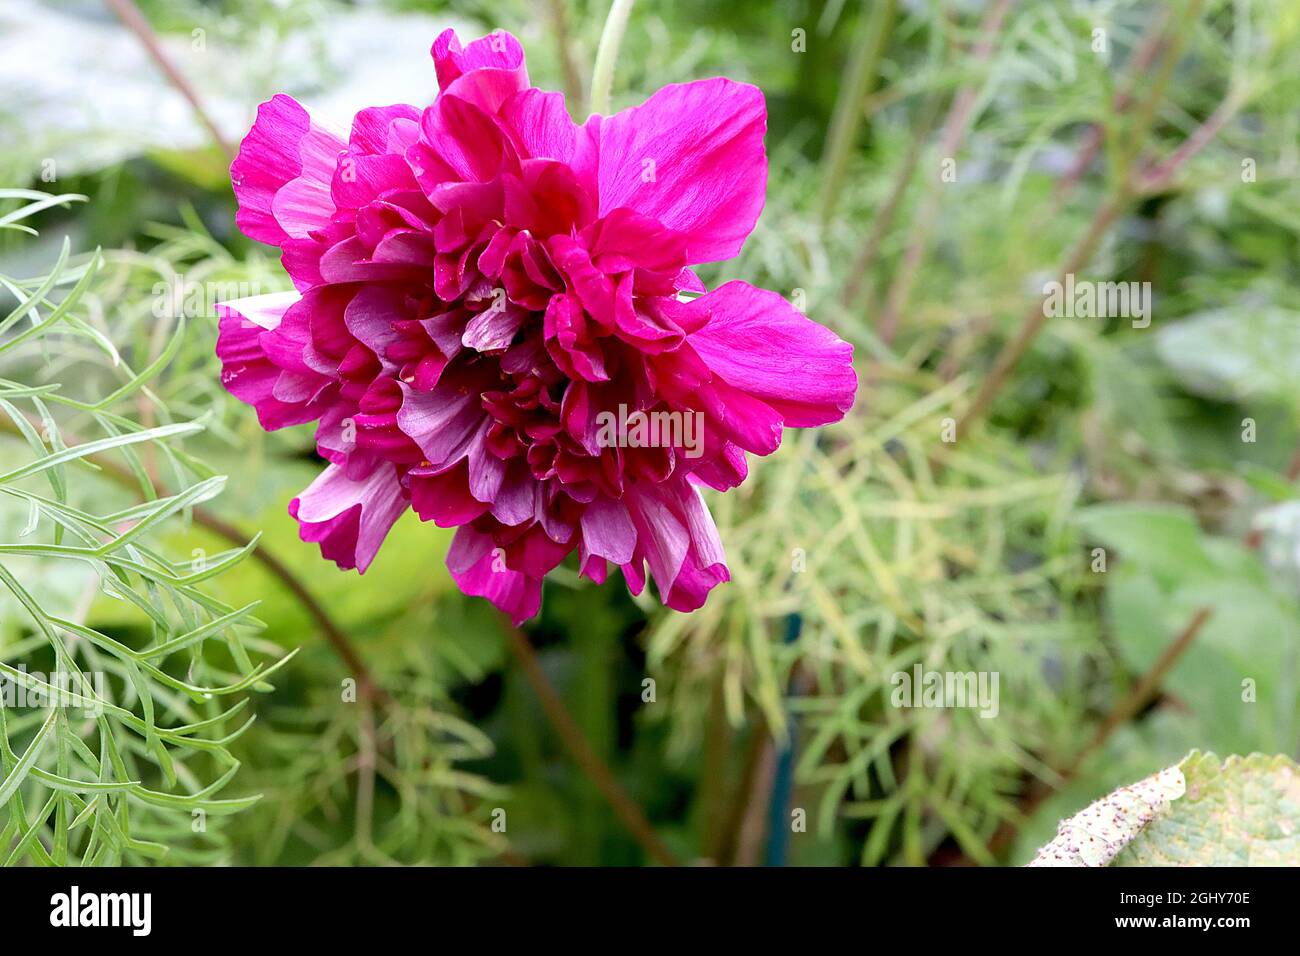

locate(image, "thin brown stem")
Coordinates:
840 94 943 308
957 0 1224 436
545 0 585 111
698 671 733 861
502 623 681 867
1065 607 1212 779
876 0 1014 344
732 735 778 867
1136 86 1248 194
957 194 1123 433
1050 16 1170 206
104 0 237 163
195 505 390 705
714 717 769 865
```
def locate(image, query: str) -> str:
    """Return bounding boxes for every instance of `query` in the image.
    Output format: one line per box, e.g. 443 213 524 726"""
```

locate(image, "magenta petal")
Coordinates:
216 293 336 430
580 495 637 565
500 88 579 164
410 460 490 527
446 527 542 625
218 29 851 622
432 29 529 115
688 281 857 426
332 152 417 211
397 382 486 469
490 461 539 526
438 29 525 77
690 443 749 492
290 463 407 573
578 547 608 584
232 94 345 247
349 103 422 154
343 285 404 372
623 478 728 611
595 78 767 264
585 207 687 276
420 94 517 184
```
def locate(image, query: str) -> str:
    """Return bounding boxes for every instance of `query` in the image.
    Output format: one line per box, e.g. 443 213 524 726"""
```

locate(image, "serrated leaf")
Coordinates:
1027 762 1186 866
1028 751 1300 866
1112 752 1300 866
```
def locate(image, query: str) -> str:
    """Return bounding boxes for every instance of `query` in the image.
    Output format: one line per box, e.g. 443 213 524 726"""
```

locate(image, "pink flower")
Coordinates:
217 29 856 623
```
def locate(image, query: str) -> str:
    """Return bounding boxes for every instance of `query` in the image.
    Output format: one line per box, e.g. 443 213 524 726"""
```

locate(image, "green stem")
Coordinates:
817 0 897 223
590 0 636 116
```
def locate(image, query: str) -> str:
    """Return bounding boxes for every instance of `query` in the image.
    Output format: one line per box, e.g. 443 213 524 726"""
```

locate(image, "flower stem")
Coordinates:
502 622 681 866
589 0 636 116
104 0 237 163
817 0 897 224
545 0 584 109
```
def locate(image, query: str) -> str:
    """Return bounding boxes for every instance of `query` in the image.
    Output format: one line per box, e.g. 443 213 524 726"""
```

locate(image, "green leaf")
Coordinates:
1112 752 1300 866
1155 306 1300 410
0 709 58 807
1028 751 1300 866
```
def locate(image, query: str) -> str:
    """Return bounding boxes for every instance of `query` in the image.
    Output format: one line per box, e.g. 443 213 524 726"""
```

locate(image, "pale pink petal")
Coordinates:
623 478 728 611
215 293 337 430
580 495 637 565
290 463 408 573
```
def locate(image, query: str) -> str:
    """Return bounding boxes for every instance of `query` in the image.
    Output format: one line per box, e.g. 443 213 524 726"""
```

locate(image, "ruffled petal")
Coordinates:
431 28 530 117
215 292 337 430
289 463 408 573
231 94 346 247
446 526 543 625
595 78 767 264
622 478 728 612
688 281 857 426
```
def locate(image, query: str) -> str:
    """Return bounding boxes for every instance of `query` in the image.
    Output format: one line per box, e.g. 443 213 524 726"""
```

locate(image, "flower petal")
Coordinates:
432 29 530 116
216 292 338 430
446 526 542 625
289 463 407 573
688 281 857 426
580 494 637 565
500 88 578 163
231 94 346 246
595 78 767 264
409 459 491 526
623 478 728 611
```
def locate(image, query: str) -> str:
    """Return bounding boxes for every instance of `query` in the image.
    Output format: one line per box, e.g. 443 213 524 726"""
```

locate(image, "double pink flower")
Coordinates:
217 29 856 623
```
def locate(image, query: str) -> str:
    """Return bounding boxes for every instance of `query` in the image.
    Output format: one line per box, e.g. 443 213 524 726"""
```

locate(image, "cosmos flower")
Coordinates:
216 28 857 623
